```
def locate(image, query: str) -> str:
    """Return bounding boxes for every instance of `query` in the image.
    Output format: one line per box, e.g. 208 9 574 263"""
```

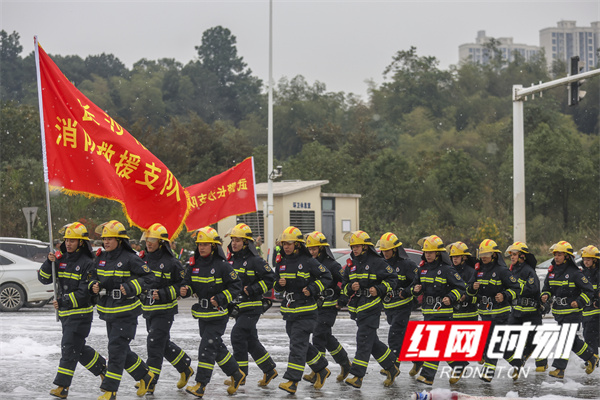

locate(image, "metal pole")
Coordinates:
267 0 275 262
512 85 526 243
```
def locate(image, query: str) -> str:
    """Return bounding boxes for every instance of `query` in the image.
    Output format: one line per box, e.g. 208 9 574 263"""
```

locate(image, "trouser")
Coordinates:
349 312 395 378
480 316 511 378
507 312 547 368
283 317 328 382
230 312 276 375
195 317 239 385
551 316 595 370
583 315 599 354
54 316 106 387
419 314 467 382
145 314 191 380
100 318 149 392
313 307 349 366
385 306 411 366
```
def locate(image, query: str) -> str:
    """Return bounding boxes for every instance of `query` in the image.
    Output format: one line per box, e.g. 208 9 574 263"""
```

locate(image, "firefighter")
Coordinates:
504 241 546 374
225 223 278 387
446 242 478 322
410 235 466 385
90 220 155 400
303 231 351 384
378 232 417 374
540 241 599 378
466 239 519 383
343 230 399 389
139 223 193 394
274 226 332 394
38 222 107 399
180 227 245 398
580 245 599 355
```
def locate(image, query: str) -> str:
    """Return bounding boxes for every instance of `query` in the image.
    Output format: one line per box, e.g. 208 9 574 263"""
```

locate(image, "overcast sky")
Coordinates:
2 0 599 99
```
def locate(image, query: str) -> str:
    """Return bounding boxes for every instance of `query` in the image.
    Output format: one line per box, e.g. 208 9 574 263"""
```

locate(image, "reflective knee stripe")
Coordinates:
423 362 438 371
171 350 185 366
84 351 100 370
198 361 214 371
149 366 161 375
483 363 496 370
105 371 122 381
576 343 588 356
307 353 321 365
57 367 74 376
217 352 232 366
330 344 343 356
376 348 391 364
352 358 368 368
255 353 271 365
238 361 249 367
126 357 142 373
288 362 305 372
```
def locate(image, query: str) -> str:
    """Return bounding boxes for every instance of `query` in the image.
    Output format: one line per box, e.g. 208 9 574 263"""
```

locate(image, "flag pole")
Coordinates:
34 36 58 322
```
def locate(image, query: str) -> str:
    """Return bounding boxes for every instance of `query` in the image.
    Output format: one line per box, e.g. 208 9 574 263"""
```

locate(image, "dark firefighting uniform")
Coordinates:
274 246 332 382
541 258 596 370
140 246 191 382
343 247 397 378
382 248 417 366
452 257 478 321
410 254 466 382
181 247 242 385
507 253 546 369
312 247 349 368
581 261 599 354
466 256 519 377
38 242 106 388
90 243 154 392
228 243 276 376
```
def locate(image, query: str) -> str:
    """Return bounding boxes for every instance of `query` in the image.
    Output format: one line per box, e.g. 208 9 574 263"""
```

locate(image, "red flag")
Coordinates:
35 39 189 239
185 157 257 231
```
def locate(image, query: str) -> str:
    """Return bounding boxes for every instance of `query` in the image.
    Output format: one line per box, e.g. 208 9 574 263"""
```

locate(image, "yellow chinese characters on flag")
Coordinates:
185 157 257 231
36 40 189 239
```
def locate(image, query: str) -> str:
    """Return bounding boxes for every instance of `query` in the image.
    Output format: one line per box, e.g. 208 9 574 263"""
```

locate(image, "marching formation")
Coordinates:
38 221 600 399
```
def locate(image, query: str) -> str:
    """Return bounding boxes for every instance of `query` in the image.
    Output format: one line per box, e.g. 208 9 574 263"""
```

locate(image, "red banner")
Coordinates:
35 39 189 239
185 157 257 231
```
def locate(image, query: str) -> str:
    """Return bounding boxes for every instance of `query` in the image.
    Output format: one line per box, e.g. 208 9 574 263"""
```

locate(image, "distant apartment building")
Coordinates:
458 30 540 65
540 20 600 72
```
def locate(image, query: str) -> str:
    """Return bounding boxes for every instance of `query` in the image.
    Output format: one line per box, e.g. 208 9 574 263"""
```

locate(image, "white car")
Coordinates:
0 249 54 312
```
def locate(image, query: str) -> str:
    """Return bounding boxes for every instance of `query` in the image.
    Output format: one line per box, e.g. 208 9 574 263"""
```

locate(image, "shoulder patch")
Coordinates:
230 271 238 280
318 265 327 273
528 277 534 284
581 276 589 284
386 265 393 274
454 273 462 281
264 264 272 272
509 275 517 282
142 264 151 273
180 270 186 279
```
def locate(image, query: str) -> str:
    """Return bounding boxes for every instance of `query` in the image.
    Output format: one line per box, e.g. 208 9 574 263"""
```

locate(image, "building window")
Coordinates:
237 211 264 238
289 210 315 234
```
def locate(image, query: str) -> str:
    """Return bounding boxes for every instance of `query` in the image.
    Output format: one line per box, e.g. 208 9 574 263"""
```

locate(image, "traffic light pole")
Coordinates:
511 67 600 243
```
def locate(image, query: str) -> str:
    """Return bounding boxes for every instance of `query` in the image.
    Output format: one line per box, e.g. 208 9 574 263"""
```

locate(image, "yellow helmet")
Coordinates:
305 231 329 247
227 223 254 241
580 245 600 259
446 241 471 257
96 220 129 239
549 240 574 256
141 223 169 242
478 239 501 257
195 226 222 245
377 232 402 251
344 230 373 247
280 226 304 243
504 241 529 256
418 235 446 252
60 222 89 241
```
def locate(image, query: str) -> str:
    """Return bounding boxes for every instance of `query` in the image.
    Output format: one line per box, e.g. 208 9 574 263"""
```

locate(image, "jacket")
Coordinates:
316 250 345 309
510 260 541 317
383 251 417 312
467 258 519 320
541 258 594 320
274 246 332 321
140 246 185 317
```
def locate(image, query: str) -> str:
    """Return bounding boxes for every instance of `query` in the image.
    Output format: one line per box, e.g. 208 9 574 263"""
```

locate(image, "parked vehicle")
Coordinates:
0 249 54 311
0 237 51 263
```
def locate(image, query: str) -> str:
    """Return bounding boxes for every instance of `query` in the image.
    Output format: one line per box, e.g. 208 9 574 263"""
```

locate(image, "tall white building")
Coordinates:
458 30 540 65
539 20 600 72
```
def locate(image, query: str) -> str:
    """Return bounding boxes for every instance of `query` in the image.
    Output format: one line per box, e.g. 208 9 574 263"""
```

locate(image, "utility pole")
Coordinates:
512 67 599 242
